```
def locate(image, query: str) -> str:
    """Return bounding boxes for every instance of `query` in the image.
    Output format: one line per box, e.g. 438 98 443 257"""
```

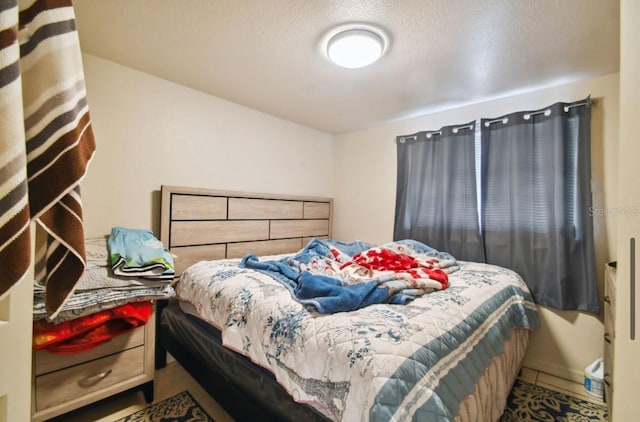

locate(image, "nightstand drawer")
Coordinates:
35 345 145 411
34 325 145 376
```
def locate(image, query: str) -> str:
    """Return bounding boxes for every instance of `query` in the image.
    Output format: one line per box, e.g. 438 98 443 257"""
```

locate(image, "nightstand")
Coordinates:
31 305 155 421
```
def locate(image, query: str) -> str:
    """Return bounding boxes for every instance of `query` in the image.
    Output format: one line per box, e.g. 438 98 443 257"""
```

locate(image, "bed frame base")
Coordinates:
158 322 274 421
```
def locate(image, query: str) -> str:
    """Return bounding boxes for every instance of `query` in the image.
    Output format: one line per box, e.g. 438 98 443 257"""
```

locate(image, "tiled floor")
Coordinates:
54 363 603 421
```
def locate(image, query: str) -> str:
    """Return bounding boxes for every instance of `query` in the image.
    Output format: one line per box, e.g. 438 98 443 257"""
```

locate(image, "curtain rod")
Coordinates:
396 123 474 143
396 98 598 142
484 98 597 127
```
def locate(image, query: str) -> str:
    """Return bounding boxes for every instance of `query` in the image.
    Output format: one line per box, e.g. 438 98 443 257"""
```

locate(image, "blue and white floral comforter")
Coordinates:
176 252 539 421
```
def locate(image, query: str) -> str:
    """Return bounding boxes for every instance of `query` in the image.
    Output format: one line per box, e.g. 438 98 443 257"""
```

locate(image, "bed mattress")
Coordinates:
172 249 538 421
162 298 530 421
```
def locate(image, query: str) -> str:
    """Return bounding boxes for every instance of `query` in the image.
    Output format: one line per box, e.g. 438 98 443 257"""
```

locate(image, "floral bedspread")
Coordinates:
176 252 539 421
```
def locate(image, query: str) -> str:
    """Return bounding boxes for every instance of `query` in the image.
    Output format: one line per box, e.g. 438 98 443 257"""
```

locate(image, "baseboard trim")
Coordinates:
522 358 584 384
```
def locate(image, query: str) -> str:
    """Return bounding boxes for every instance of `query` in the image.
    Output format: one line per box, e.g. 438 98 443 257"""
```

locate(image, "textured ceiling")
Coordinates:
72 0 620 134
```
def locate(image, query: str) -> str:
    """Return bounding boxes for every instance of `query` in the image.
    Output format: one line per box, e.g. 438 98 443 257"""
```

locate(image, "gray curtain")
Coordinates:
480 97 598 313
394 123 485 262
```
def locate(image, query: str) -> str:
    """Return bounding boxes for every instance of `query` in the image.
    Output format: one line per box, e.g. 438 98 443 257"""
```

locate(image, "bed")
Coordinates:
156 185 539 421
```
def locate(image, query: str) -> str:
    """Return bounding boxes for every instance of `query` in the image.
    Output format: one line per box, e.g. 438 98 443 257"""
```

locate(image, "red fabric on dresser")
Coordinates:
33 301 151 354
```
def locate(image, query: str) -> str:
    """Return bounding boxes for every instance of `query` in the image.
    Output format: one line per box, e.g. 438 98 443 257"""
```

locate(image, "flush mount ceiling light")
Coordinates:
326 27 385 69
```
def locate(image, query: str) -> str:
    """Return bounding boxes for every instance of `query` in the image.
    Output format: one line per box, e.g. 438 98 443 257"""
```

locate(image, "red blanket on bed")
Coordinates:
342 248 449 288
33 301 152 354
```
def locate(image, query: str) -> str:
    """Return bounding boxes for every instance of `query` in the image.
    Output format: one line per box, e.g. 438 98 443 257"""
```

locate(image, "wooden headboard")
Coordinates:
160 185 333 275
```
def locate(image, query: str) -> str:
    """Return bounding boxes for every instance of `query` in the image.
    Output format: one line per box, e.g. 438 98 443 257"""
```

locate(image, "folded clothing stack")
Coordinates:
33 227 176 326
108 226 175 279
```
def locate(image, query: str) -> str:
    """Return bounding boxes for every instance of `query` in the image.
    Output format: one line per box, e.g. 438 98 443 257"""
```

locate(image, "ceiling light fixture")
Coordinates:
326 27 385 69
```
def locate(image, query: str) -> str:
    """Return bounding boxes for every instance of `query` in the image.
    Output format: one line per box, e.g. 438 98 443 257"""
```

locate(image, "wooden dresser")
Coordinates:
603 263 616 414
31 306 155 421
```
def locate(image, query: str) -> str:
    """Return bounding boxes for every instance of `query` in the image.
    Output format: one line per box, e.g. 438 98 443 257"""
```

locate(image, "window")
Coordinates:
395 97 599 313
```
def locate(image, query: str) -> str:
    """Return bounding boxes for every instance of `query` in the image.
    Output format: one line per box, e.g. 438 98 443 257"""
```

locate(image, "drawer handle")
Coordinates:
604 296 611 304
77 369 112 387
604 333 612 344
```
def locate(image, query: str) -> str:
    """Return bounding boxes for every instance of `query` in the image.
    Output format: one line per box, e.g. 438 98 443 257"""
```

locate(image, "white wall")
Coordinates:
80 54 333 238
333 73 620 382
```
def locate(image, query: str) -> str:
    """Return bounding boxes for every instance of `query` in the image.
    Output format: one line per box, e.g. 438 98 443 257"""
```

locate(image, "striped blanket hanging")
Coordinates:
0 0 95 318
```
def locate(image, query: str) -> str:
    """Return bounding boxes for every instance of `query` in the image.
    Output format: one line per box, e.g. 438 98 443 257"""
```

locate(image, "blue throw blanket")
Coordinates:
240 238 456 313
